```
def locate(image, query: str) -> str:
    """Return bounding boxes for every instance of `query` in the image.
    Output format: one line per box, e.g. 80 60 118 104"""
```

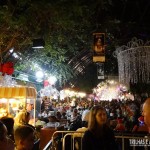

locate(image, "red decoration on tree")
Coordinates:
44 80 49 87
0 62 14 75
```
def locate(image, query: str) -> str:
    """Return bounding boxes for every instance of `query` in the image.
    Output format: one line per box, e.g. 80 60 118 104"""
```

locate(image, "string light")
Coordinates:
114 37 150 84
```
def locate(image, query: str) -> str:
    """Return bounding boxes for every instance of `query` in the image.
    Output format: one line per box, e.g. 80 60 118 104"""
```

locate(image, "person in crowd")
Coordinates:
8 103 16 117
69 108 82 131
142 98 150 133
14 125 35 150
81 109 90 127
74 109 90 137
70 98 77 109
0 117 15 141
114 118 126 132
56 111 62 120
82 105 118 150
47 111 58 122
26 103 39 122
70 108 78 122
14 111 40 150
40 99 45 113
61 112 67 119
73 109 90 150
14 110 35 131
0 121 15 150
132 116 148 133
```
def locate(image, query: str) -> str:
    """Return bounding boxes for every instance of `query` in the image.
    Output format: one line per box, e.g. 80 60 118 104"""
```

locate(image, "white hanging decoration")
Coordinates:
93 80 129 101
114 37 150 84
0 74 17 86
39 85 60 98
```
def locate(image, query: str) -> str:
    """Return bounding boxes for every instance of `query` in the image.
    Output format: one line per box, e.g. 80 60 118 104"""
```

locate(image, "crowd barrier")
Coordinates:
43 131 150 150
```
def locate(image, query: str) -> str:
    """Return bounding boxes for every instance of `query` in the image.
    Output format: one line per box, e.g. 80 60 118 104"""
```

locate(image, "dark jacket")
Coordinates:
82 127 118 150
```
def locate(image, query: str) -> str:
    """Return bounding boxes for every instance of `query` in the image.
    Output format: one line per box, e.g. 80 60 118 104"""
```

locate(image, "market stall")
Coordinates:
0 86 37 125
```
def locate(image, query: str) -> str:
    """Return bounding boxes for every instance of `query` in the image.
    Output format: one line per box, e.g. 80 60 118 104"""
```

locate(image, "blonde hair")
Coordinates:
14 110 30 126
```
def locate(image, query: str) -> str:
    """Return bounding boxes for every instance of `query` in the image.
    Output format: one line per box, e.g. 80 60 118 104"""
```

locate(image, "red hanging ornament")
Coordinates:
0 62 14 75
44 80 49 87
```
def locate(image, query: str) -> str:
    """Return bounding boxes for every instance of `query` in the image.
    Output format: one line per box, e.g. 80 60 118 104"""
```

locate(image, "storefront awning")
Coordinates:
0 86 37 99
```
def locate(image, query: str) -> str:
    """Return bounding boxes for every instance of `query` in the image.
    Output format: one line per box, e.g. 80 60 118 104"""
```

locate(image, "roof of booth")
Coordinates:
0 86 37 99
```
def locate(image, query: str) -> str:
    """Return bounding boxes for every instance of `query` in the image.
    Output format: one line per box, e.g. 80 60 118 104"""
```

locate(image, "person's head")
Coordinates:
0 121 8 141
26 103 34 111
88 105 107 130
82 110 90 127
56 111 62 119
0 117 14 136
62 112 66 117
82 110 90 122
142 98 150 131
31 104 34 109
14 125 35 150
73 108 78 117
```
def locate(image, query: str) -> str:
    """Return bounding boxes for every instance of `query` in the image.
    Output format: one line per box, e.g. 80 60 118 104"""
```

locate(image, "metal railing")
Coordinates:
43 131 150 150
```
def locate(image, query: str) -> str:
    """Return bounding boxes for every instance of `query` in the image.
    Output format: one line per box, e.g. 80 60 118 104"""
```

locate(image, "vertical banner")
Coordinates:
97 63 104 79
93 33 105 62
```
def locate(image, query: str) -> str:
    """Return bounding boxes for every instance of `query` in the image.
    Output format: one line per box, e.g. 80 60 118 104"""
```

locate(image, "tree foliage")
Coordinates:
0 0 93 85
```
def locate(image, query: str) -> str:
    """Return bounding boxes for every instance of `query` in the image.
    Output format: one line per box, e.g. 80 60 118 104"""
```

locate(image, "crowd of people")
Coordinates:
40 97 145 133
0 96 150 150
0 102 40 150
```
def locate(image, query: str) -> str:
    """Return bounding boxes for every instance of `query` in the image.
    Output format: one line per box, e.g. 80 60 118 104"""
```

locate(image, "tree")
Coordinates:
1 0 150 90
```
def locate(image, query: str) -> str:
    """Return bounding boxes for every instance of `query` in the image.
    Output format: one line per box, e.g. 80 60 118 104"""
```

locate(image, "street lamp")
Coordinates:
35 71 44 82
